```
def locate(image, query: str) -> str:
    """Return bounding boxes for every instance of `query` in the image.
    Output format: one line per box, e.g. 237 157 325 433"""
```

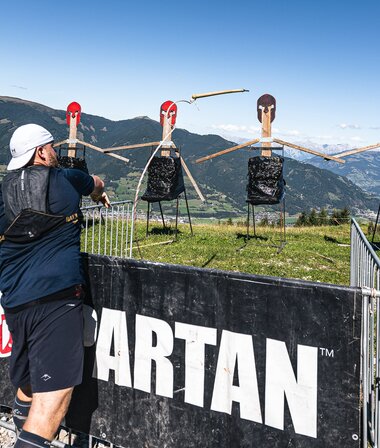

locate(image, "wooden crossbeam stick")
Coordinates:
180 157 206 202
195 138 260 164
76 139 105 153
53 140 69 148
132 239 174 249
103 141 160 152
104 152 130 163
332 142 380 158
273 138 345 164
76 139 130 163
53 139 130 163
191 89 248 100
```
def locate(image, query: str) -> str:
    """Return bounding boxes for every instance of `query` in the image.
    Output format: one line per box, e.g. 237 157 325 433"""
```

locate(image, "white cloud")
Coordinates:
212 125 301 137
350 136 363 142
279 129 301 136
339 123 361 130
316 135 335 141
211 124 260 134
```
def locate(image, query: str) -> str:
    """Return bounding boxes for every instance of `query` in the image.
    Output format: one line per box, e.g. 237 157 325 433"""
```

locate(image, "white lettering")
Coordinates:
94 308 132 387
134 315 174 398
211 330 262 423
265 339 318 438
83 305 98 347
175 322 217 407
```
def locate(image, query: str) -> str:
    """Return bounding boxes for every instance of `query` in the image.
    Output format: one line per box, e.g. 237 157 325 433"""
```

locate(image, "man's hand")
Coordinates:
90 175 110 208
90 191 111 208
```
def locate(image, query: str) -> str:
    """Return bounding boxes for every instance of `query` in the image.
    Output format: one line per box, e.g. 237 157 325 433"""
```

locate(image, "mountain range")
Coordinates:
0 96 379 216
309 152 380 197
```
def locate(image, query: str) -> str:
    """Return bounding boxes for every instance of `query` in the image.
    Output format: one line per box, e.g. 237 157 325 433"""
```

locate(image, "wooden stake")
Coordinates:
273 138 345 164
195 139 260 164
261 106 273 157
332 142 380 158
161 112 175 156
68 113 78 158
180 157 206 202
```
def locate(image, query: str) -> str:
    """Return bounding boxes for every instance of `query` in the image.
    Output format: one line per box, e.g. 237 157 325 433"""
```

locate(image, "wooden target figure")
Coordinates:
196 94 345 249
104 100 205 236
94 100 198 236
54 101 131 173
101 89 248 237
55 101 88 172
139 100 200 236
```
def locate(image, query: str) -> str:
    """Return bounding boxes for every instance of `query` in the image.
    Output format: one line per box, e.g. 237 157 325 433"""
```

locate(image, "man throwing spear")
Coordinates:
0 124 109 447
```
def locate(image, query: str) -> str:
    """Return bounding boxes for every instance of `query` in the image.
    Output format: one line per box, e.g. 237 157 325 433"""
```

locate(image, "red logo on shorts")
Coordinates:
0 307 12 358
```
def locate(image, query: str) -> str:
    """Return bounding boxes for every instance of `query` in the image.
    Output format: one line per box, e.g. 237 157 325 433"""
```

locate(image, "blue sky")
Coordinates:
1 0 379 147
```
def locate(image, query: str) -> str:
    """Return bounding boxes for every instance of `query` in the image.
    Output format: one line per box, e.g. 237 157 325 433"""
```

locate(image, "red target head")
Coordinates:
66 101 82 126
160 101 177 127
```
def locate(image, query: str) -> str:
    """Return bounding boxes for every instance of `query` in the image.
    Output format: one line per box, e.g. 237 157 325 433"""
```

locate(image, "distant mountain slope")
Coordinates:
0 96 378 215
309 151 380 196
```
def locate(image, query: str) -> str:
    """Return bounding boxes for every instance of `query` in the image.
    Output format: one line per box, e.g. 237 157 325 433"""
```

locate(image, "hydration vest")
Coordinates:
1 166 79 243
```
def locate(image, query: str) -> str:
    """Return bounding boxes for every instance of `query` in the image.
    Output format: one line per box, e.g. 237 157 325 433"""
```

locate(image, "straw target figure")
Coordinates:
196 94 345 248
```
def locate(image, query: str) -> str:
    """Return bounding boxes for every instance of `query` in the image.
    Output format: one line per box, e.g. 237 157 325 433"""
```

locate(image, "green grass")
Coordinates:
82 222 352 286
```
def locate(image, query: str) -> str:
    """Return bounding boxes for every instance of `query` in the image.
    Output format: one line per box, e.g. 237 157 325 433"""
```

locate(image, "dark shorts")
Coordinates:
4 286 84 393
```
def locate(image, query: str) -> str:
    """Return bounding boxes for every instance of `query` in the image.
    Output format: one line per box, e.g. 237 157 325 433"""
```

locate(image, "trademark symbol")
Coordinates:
319 347 334 358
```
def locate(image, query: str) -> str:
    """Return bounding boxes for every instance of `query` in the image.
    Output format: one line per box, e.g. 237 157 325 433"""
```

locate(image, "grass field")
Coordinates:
82 221 354 286
136 223 352 285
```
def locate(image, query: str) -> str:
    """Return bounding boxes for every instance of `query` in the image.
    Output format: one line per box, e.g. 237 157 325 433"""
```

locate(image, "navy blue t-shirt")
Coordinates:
0 168 94 308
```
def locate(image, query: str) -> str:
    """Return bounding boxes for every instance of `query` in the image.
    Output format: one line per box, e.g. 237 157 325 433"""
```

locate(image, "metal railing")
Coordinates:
81 200 134 258
350 218 380 447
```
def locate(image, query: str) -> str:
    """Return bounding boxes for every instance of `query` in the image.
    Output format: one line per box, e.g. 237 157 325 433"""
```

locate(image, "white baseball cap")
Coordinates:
7 124 54 171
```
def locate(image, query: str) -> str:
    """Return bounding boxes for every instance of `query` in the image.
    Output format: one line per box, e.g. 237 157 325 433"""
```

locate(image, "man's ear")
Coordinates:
35 146 45 160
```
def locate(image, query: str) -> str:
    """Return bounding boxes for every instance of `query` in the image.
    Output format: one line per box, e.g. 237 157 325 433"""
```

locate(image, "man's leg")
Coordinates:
13 385 32 435
11 295 84 446
22 387 74 440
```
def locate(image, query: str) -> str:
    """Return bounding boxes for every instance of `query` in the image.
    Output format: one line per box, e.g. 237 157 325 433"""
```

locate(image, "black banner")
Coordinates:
0 255 362 447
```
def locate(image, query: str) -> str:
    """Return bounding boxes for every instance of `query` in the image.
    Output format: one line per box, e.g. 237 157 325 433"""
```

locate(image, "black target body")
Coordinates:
246 156 285 205
58 156 89 174
141 156 185 202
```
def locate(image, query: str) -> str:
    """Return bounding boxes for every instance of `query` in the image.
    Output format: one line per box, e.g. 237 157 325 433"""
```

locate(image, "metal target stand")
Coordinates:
145 191 193 239
245 146 286 253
